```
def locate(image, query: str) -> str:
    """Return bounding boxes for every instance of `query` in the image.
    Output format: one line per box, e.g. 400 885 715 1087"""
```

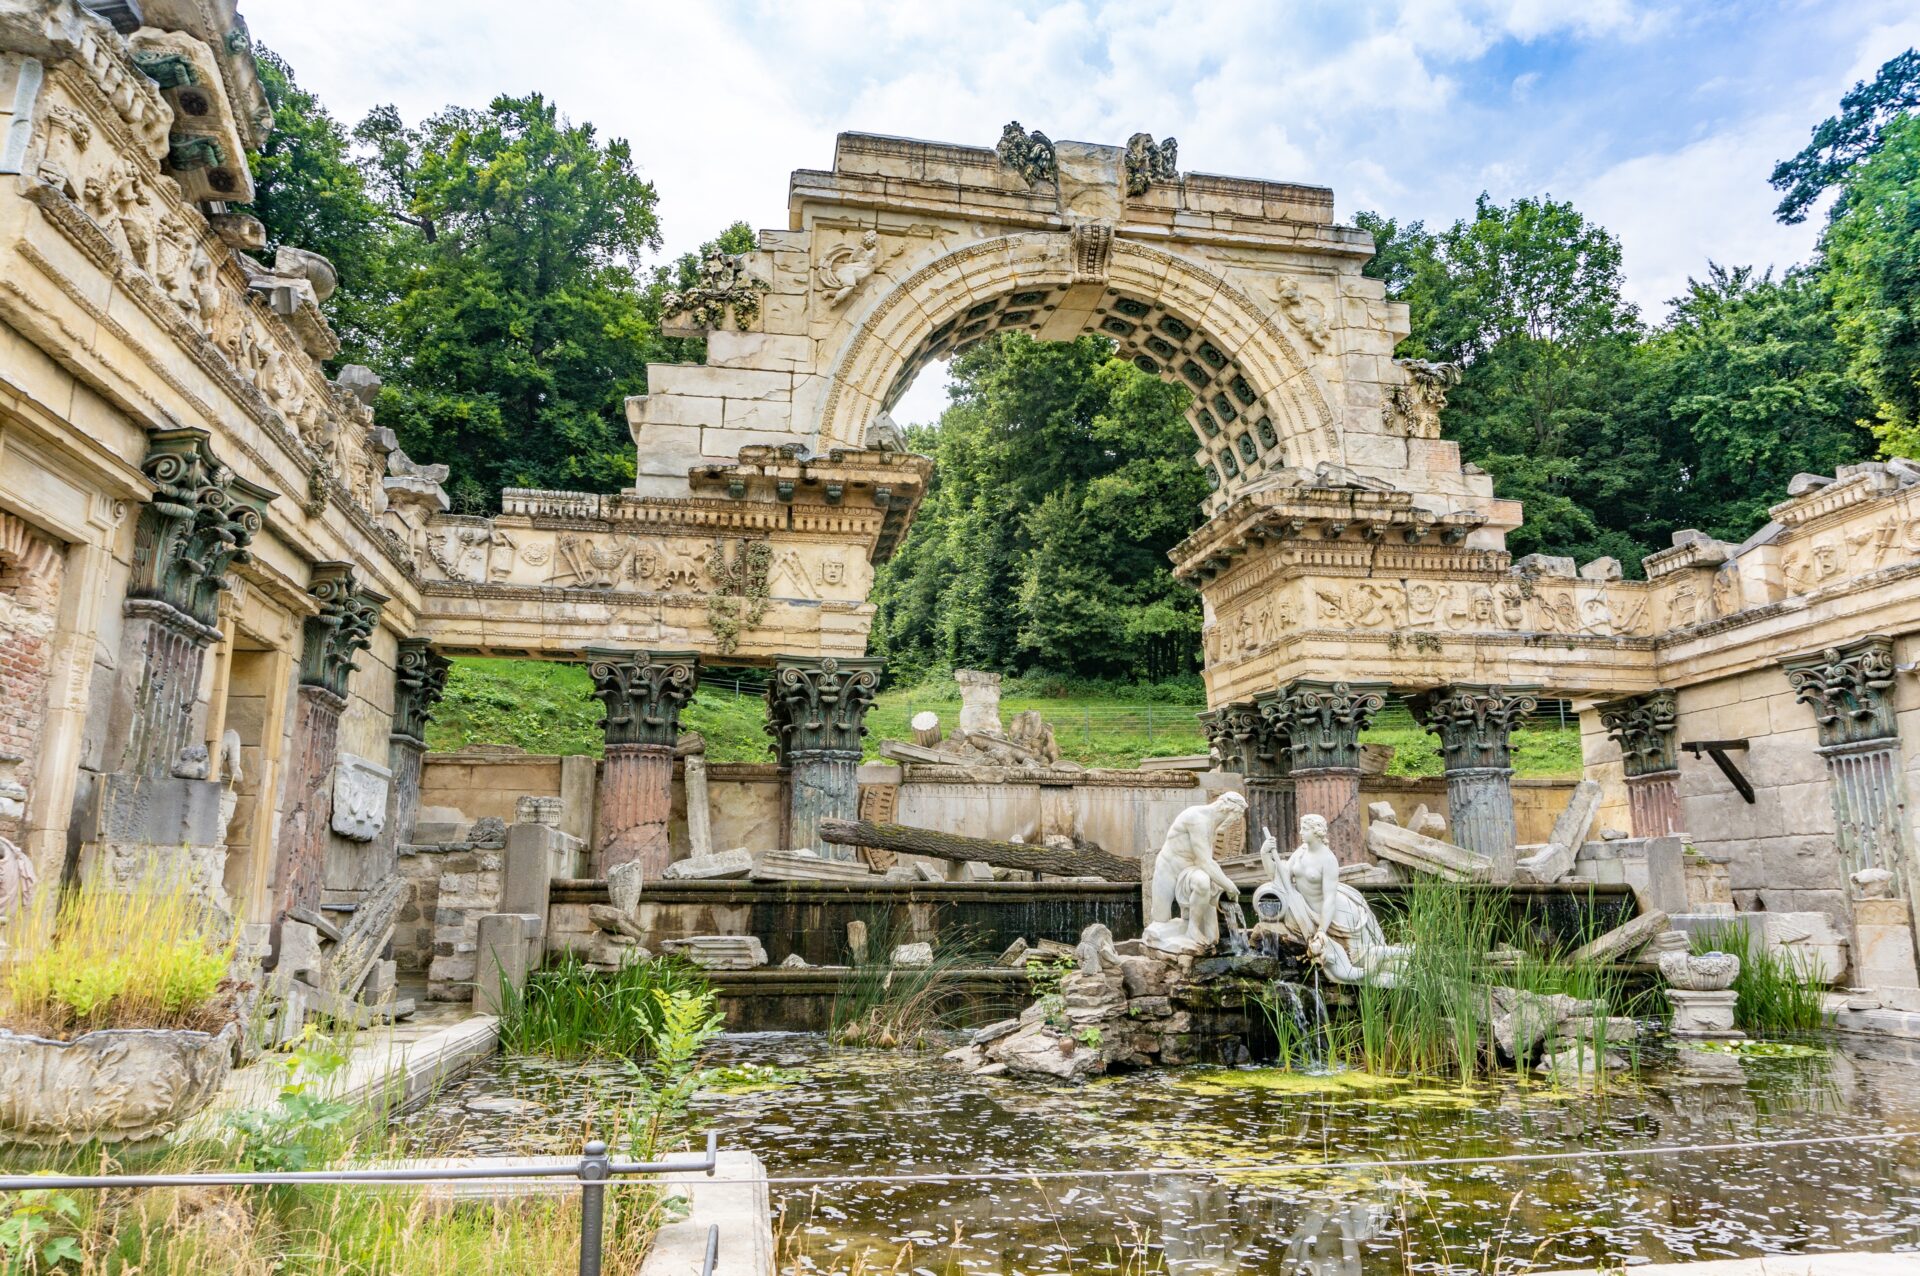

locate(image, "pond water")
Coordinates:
402 1033 1920 1274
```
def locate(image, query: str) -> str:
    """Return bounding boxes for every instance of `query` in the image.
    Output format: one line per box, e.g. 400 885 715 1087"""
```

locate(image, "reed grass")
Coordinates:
2 872 238 1039
829 915 990 1049
495 952 712 1060
1692 923 1828 1034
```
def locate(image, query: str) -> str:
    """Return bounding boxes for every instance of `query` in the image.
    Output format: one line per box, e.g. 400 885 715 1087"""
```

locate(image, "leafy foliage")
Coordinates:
0 1186 83 1275
621 985 726 1160
873 334 1209 681
1819 112 1920 457
223 1027 357 1173
1770 48 1920 225
498 953 714 1061
355 93 663 511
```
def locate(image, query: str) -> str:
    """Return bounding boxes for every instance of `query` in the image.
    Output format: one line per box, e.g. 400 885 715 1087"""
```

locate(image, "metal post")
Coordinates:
578 1139 611 1276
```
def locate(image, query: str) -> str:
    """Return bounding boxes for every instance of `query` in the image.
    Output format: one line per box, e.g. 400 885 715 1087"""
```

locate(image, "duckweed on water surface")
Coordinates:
404 1033 1920 1274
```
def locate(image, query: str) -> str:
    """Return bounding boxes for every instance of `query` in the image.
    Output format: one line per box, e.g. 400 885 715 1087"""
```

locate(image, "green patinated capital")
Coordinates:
586 650 699 748
765 655 882 762
1259 679 1390 772
1597 689 1679 777
1784 636 1897 748
1410 684 1539 772
299 563 385 700
1202 700 1290 778
128 428 277 632
392 639 451 746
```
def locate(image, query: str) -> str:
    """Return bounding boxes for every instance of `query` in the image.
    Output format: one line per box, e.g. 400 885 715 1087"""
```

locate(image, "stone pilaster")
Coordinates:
1598 690 1681 837
587 649 697 876
1410 684 1538 878
380 639 450 875
276 564 383 927
1259 680 1388 864
1784 637 1908 896
114 428 275 779
766 656 881 859
1202 700 1293 854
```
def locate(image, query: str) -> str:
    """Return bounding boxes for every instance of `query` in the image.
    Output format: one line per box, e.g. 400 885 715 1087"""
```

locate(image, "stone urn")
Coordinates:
1657 950 1740 991
0 1022 239 1146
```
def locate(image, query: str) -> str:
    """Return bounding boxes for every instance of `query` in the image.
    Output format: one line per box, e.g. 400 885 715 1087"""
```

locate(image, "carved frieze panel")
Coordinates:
330 753 392 842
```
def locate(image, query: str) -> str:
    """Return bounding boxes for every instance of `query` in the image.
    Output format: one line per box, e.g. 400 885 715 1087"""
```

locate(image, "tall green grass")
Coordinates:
829 915 990 1049
496 954 713 1060
1692 923 1828 1034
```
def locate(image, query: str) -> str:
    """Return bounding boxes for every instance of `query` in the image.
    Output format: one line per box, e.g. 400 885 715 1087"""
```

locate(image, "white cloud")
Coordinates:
238 0 1910 324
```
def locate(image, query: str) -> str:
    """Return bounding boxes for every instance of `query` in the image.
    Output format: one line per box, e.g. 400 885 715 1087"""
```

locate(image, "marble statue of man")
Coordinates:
1142 792 1244 954
1256 814 1407 986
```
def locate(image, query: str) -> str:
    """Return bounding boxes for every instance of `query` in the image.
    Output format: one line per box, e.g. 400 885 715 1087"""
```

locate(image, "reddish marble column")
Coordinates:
586 650 697 877
597 742 676 876
1625 770 1682 837
1292 768 1366 864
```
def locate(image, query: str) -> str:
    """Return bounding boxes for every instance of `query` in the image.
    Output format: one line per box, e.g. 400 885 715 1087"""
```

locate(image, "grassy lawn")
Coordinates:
423 658 1584 777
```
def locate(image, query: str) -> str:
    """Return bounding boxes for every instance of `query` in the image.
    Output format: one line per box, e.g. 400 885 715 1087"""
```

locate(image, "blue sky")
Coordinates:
245 0 1920 424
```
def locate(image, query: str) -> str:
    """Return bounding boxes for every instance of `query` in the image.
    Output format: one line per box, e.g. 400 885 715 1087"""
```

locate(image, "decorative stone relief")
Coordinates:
1122 133 1177 197
1068 218 1114 283
1597 690 1679 777
1783 636 1898 747
1272 279 1329 351
128 429 276 630
298 564 383 700
995 120 1056 185
330 753 392 842
1200 701 1285 776
817 229 878 305
766 657 881 761
586 650 699 747
1259 680 1388 771
1383 359 1461 439
663 248 769 331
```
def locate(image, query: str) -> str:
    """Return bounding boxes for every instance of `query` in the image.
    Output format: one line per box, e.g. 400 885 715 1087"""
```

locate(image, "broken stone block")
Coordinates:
751 850 874 882
997 937 1029 968
1367 821 1492 882
891 942 933 967
1515 780 1601 884
1570 909 1670 964
660 935 768 970
662 849 755 880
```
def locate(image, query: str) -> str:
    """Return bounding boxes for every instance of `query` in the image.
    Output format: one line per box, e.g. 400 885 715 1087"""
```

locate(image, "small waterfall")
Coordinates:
1264 976 1332 1071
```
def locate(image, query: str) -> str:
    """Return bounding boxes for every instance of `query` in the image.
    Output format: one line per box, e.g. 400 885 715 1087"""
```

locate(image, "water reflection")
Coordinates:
401 1034 1920 1273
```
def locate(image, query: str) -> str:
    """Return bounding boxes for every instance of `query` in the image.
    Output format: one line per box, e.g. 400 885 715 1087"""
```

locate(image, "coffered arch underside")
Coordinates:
815 236 1343 496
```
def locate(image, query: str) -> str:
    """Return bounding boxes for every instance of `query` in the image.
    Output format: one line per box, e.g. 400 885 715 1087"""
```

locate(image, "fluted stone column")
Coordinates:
1202 701 1293 854
1598 690 1681 836
587 649 698 878
1259 680 1389 865
1411 684 1538 879
380 639 450 876
767 656 881 859
1785 638 1908 897
276 564 384 927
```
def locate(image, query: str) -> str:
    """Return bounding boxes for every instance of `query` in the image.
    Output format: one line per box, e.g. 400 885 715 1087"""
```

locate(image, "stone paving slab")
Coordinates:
206 1006 497 1118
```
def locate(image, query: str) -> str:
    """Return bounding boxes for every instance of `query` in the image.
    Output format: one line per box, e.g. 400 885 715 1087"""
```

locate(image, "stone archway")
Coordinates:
813 233 1344 505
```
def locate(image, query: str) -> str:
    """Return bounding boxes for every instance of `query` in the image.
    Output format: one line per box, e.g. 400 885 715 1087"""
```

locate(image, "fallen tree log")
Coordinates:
818 819 1140 882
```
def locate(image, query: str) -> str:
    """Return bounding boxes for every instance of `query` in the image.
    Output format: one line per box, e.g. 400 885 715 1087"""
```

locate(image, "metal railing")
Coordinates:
0 1133 720 1276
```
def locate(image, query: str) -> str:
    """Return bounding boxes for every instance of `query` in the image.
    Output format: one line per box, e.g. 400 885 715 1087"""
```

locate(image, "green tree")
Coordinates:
1386 194 1649 563
1821 112 1920 456
1642 264 1875 536
361 94 661 510
1771 49 1920 224
238 49 393 362
872 334 1208 681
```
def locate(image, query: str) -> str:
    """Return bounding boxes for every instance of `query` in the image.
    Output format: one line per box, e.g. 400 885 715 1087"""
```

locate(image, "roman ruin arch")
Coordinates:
812 232 1344 489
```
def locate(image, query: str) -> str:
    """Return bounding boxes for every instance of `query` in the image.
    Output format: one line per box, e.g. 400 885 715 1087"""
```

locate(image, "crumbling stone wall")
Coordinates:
0 512 65 840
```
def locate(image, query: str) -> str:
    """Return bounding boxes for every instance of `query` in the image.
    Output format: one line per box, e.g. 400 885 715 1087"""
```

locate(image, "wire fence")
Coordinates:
0 1135 721 1276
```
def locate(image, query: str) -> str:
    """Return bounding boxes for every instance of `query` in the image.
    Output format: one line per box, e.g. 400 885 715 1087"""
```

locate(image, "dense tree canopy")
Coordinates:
242 43 1911 682
871 335 1209 682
